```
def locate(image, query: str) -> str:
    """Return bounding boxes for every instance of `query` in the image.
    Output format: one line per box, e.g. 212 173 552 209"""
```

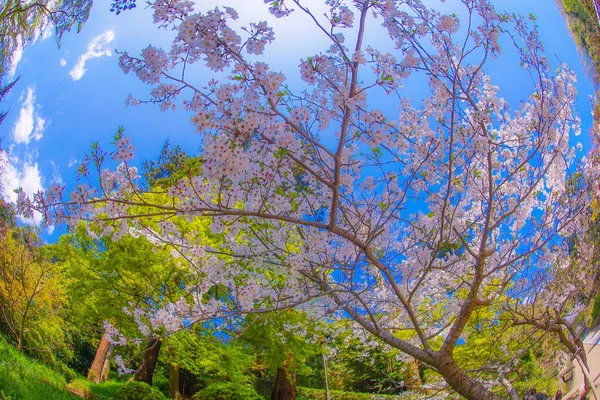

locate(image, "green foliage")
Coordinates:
114 381 166 400
167 327 255 386
510 348 558 397
0 0 92 75
0 337 78 400
335 340 409 394
69 379 138 400
590 294 600 323
150 375 169 397
142 140 191 187
242 311 323 377
452 296 561 397
559 0 600 84
0 228 69 363
297 386 418 400
0 77 18 125
48 224 191 339
89 381 125 400
192 381 264 400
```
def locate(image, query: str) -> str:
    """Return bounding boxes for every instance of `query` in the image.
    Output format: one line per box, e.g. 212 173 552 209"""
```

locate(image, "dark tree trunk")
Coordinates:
87 332 111 383
271 354 296 400
169 362 181 399
134 338 162 385
435 357 504 400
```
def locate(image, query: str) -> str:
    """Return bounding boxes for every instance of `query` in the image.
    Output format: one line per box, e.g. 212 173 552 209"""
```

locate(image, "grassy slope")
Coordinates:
0 339 423 400
0 339 79 400
557 0 600 84
68 379 125 400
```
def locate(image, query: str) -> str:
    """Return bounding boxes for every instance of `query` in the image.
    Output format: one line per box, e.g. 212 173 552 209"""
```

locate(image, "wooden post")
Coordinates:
169 362 181 399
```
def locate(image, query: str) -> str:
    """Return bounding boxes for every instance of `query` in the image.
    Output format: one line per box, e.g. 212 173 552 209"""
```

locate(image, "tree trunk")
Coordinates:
134 338 162 385
169 362 182 400
435 357 504 400
100 342 115 382
323 354 330 400
87 332 112 383
403 357 422 392
499 369 519 400
271 354 296 400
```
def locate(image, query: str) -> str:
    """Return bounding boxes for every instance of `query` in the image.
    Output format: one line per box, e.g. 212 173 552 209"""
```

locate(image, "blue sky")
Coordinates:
0 0 595 237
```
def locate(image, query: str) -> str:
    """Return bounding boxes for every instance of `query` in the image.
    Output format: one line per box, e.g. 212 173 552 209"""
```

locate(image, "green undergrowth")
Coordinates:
69 378 125 400
297 387 421 400
0 338 432 400
0 338 78 400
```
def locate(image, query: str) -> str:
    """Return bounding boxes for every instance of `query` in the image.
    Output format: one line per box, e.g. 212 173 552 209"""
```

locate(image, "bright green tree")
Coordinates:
0 227 68 361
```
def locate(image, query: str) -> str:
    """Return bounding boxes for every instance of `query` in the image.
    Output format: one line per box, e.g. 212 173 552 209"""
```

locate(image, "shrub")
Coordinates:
193 381 264 400
115 381 166 400
297 387 420 400
90 381 126 400
151 375 169 397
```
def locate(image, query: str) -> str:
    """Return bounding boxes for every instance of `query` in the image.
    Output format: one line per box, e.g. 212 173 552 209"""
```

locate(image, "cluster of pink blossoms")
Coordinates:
113 136 135 162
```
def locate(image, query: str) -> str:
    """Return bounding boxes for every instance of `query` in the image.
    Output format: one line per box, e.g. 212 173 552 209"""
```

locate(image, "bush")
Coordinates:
115 381 166 400
90 381 126 400
151 375 169 397
297 387 420 400
193 381 264 400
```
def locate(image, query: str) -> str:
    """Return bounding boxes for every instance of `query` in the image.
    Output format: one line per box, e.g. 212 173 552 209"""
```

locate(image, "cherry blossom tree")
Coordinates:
20 0 587 398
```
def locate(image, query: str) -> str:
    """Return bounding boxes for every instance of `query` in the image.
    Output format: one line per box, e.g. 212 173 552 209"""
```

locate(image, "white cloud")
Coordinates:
69 29 116 81
13 87 46 145
68 158 80 168
7 36 23 79
60 58 67 67
41 23 53 41
0 151 44 225
50 160 63 184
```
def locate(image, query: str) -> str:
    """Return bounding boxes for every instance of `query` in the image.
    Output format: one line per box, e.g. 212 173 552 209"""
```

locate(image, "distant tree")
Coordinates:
0 0 92 76
0 227 67 355
0 78 18 125
110 0 136 15
241 311 326 400
142 139 190 188
558 0 600 84
49 225 194 383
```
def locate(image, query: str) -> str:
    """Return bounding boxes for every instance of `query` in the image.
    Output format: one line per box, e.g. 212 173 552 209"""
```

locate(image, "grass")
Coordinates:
69 378 125 400
0 338 430 400
0 338 79 400
297 387 424 400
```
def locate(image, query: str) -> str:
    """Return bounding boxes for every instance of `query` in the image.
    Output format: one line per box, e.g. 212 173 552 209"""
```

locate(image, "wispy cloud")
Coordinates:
60 58 67 67
50 160 63 184
69 29 116 81
13 87 46 145
0 151 44 225
7 36 23 79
